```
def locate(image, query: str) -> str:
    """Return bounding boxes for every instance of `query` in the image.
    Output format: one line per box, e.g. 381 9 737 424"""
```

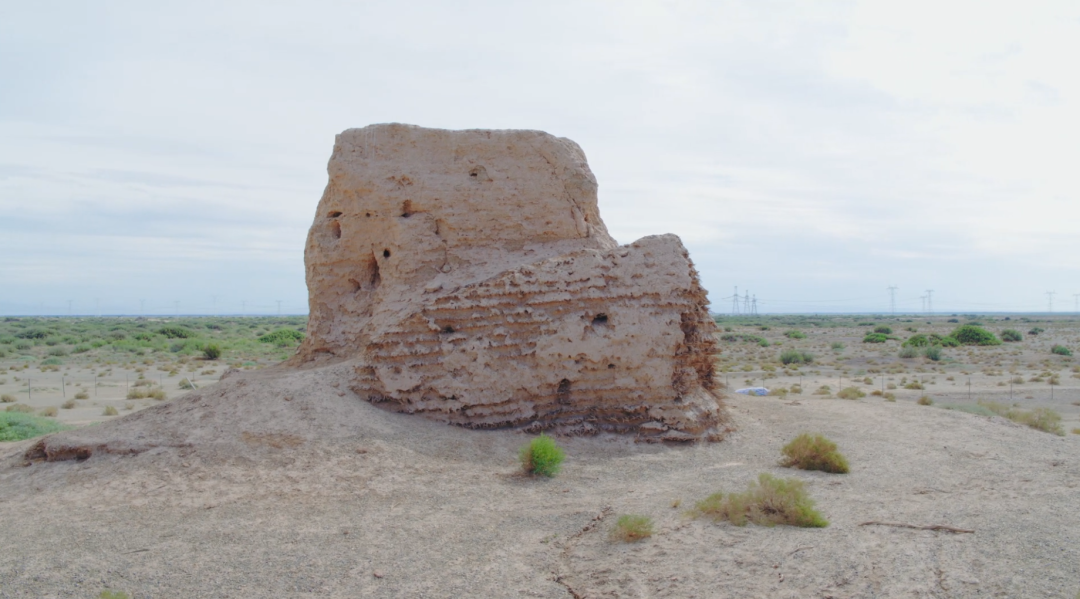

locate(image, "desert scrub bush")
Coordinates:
779 349 814 365
203 344 222 360
0 411 71 441
0 393 15 403
1028 327 1044 336
863 333 889 343
258 329 305 345
883 392 896 402
6 404 33 413
873 325 893 334
519 433 565 477
61 399 76 409
178 378 195 390
1001 329 1023 342
1072 428 1080 435
836 387 865 400
103 405 119 416
39 406 58 417
917 395 933 406
157 326 195 339
813 385 831 395
692 473 828 528
1051 345 1073 356
898 346 919 359
126 388 149 399
904 381 925 390
950 325 1001 346
47 347 68 357
784 330 806 339
780 433 849 473
149 388 167 400
610 514 654 542
978 403 1066 435
923 345 943 362
831 342 845 352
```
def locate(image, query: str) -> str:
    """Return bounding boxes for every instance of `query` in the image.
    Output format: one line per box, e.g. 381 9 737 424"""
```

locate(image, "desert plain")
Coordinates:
1 313 1078 598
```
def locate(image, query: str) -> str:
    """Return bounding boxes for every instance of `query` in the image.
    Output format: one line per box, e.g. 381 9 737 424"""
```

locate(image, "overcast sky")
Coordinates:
2 1 1079 315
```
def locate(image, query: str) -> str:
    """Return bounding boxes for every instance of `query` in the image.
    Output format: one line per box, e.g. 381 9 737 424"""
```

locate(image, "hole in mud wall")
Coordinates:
370 258 381 289
607 363 615 369
328 211 343 218
468 165 488 180
591 313 609 326
557 378 571 404
401 200 413 218
383 249 391 258
440 325 455 334
330 220 341 239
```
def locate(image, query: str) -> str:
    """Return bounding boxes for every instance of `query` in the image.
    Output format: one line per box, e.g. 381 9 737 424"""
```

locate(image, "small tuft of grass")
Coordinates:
691 473 828 528
519 433 565 477
917 395 933 406
75 390 89 400
611 514 654 542
0 411 71 441
103 405 119 416
99 591 131 599
836 387 865 400
780 433 849 473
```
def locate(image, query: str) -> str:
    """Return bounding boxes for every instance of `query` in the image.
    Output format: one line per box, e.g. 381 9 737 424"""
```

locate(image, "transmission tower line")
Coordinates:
743 292 751 315
925 289 934 315
731 286 740 315
887 286 897 314
751 294 758 316
1046 291 1056 312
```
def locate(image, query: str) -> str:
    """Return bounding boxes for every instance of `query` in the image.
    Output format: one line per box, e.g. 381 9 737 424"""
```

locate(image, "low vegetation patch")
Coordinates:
258 329 305 345
836 387 865 400
977 401 1064 435
783 330 806 339
917 395 933 406
0 411 71 441
862 333 889 343
923 345 943 361
1001 329 1022 342
0 393 15 403
779 349 814 365
1051 344 1072 356
691 473 828 528
519 433 565 477
780 433 849 473
610 514 654 542
898 346 919 359
950 325 1001 346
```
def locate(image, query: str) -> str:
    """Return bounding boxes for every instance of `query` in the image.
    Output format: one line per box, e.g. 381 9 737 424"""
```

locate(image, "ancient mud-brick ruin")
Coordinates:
298 124 725 441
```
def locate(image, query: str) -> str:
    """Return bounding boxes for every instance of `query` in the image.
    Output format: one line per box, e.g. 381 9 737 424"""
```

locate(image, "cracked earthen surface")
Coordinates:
296 124 725 441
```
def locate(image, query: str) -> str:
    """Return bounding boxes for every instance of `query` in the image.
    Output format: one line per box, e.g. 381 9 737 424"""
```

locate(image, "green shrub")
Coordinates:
610 514 654 542
780 433 849 473
203 344 222 360
41 357 63 366
73 344 92 353
692 473 828 528
923 345 942 361
951 325 1001 346
873 325 893 334
157 326 195 339
836 387 865 400
519 434 565 477
1028 327 1044 336
99 591 131 599
0 411 71 441
258 329 305 345
47 347 68 357
14 341 31 351
831 342 845 352
903 334 929 347
1001 329 1022 342
784 330 806 339
1051 345 1073 356
862 333 889 343
930 334 960 347
898 346 919 359
779 349 814 365
917 395 933 405
16 329 49 339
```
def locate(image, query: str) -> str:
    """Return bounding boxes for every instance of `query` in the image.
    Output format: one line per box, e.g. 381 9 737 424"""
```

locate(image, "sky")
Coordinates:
2 0 1079 315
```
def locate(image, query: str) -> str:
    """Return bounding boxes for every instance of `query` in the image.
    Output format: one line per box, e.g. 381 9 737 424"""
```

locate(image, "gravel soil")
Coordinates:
1 364 1078 598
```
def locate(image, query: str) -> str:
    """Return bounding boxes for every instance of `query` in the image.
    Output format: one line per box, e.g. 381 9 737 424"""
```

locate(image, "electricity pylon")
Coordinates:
887 286 897 314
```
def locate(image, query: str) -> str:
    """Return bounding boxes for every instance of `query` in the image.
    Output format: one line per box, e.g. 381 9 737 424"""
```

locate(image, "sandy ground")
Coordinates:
2 361 1078 598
